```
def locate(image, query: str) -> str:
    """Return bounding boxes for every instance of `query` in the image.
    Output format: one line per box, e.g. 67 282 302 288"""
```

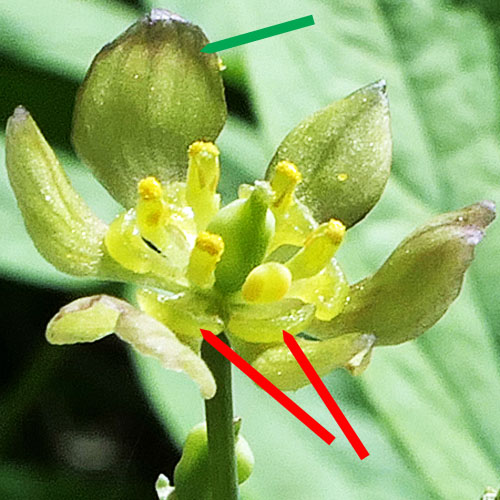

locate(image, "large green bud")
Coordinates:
207 183 275 293
72 8 227 208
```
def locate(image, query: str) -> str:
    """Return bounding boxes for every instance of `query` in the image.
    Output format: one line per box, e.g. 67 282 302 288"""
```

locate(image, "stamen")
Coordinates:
270 160 302 211
242 262 292 304
305 218 345 247
187 141 221 230
187 231 224 288
286 218 346 280
138 176 163 200
136 176 169 248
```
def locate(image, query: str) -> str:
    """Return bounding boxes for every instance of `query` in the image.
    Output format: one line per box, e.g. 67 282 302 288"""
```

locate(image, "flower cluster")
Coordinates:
5 9 494 403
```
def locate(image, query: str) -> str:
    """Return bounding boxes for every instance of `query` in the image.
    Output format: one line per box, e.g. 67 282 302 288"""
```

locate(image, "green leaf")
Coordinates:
311 201 496 345
134 353 428 500
266 81 392 227
46 294 216 399
72 8 227 208
0 0 137 80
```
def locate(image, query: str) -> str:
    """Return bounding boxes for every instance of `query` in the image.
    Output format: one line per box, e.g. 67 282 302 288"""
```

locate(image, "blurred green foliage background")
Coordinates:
1 0 500 498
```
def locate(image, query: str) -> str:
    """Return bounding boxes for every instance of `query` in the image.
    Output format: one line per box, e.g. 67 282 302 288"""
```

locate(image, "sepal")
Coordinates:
136 288 224 341
72 8 227 207
251 333 376 391
5 107 108 276
310 201 496 345
228 299 315 343
266 81 391 227
46 295 216 398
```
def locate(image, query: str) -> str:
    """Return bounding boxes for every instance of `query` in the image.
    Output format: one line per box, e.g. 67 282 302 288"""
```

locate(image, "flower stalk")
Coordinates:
201 333 239 499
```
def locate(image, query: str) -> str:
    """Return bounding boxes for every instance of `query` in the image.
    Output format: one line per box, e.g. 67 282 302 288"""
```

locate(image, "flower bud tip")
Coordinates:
12 105 29 122
480 199 496 214
372 78 387 95
147 8 187 25
462 227 484 246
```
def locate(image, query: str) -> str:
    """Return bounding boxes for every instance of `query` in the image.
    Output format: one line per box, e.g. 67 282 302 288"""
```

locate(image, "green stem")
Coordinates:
201 332 239 499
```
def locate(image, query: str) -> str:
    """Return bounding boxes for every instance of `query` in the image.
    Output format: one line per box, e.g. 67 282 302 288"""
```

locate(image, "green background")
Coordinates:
1 0 499 498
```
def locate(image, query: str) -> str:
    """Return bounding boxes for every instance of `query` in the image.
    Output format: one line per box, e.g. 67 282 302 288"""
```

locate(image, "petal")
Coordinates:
309 201 496 346
288 259 349 321
251 333 376 391
266 81 391 227
228 299 315 343
72 9 227 208
136 288 224 352
46 295 216 399
5 107 108 276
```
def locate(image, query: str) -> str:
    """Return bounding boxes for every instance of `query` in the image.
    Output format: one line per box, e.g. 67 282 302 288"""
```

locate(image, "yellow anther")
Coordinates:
138 176 163 200
195 231 224 256
286 218 345 280
187 141 221 230
337 172 348 182
188 141 220 162
305 218 345 247
187 231 224 288
270 160 302 211
242 262 292 304
136 177 169 249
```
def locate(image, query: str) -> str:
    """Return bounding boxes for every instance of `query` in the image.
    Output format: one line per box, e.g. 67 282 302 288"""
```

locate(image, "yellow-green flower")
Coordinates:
5 9 495 402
